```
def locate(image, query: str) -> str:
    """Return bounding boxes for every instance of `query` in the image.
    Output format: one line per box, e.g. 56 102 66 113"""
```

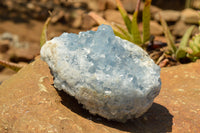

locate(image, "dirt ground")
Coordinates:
0 19 81 83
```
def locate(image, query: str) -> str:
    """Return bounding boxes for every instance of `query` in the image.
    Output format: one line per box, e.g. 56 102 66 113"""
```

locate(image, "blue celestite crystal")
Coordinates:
40 24 161 122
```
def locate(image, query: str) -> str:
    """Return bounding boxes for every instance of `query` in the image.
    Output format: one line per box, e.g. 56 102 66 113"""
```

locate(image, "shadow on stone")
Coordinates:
57 89 173 133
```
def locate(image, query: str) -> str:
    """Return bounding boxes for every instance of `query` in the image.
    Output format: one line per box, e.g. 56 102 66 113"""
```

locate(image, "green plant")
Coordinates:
187 33 200 61
89 0 152 47
160 13 200 62
185 0 192 8
40 16 51 47
0 59 23 72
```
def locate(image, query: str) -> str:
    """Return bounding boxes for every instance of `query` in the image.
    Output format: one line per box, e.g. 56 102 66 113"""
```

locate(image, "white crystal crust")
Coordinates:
40 25 161 122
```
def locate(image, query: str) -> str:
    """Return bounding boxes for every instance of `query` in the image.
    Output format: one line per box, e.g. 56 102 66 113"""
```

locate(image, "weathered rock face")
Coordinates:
40 25 161 122
158 60 200 132
0 58 200 132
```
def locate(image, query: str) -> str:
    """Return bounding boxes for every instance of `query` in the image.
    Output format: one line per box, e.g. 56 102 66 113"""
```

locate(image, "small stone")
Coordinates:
150 21 163 35
172 20 190 37
70 9 84 28
192 0 200 9
0 40 10 53
121 0 137 13
181 8 200 24
8 44 39 62
104 9 132 25
87 0 106 11
104 9 124 25
140 3 161 16
106 0 117 9
51 10 65 24
154 10 181 22
98 0 107 11
150 5 162 16
40 25 161 122
81 13 97 30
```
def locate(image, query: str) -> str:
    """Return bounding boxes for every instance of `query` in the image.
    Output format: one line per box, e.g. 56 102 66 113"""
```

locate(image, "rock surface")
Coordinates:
0 58 199 132
40 25 161 122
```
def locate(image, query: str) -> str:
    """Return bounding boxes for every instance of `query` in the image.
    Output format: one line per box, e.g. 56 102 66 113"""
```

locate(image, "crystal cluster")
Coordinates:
40 25 161 122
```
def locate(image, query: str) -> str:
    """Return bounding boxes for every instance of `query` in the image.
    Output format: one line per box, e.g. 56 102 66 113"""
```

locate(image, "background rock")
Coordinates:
192 0 200 9
121 0 138 13
70 9 85 28
106 0 117 9
154 10 181 22
172 20 190 37
0 40 9 53
181 8 200 24
104 9 124 25
150 21 163 35
81 14 97 30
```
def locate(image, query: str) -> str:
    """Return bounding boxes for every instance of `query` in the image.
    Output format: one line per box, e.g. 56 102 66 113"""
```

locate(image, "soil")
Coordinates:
0 19 81 83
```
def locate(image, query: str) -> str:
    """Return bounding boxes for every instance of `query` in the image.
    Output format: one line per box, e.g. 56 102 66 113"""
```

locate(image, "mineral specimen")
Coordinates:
40 24 161 122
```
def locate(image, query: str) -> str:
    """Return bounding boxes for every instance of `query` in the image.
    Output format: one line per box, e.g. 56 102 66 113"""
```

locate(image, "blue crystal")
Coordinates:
40 24 161 122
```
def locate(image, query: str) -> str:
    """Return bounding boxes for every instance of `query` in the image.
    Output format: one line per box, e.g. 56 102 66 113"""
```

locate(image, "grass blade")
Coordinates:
40 17 51 47
160 15 177 54
142 0 151 44
130 0 142 45
89 12 111 26
176 26 194 59
131 10 142 45
88 12 120 32
115 0 132 33
0 59 23 72
114 24 133 42
180 26 195 47
114 30 129 40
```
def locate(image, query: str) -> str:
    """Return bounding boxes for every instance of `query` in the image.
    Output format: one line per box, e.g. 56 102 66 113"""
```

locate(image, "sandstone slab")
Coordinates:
0 58 199 132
